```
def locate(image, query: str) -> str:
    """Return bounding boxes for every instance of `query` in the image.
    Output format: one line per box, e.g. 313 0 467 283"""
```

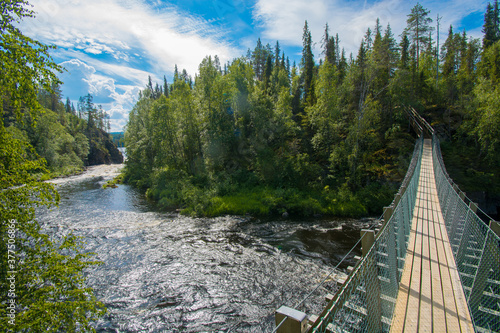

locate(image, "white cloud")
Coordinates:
59 59 140 132
22 0 239 76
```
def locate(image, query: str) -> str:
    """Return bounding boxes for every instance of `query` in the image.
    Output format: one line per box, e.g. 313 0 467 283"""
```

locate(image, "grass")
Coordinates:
102 173 124 189
130 167 397 218
179 184 394 218
38 166 85 181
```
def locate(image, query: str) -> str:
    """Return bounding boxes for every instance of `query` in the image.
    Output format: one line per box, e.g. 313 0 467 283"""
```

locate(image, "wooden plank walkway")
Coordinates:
390 139 474 332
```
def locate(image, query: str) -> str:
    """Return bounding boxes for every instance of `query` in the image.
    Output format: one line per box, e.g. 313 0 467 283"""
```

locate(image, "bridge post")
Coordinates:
361 229 375 256
275 306 308 333
469 202 478 213
394 193 401 208
490 220 500 237
400 185 407 195
383 206 393 225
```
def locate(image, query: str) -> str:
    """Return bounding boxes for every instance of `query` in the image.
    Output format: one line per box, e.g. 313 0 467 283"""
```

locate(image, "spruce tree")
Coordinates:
264 54 273 90
163 75 169 98
252 38 266 81
322 23 337 65
274 41 281 68
400 33 410 69
301 20 315 106
482 1 500 49
364 28 373 50
65 97 72 113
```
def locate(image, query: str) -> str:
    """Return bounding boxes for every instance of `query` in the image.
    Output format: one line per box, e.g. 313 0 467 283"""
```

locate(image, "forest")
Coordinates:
124 2 500 218
4 85 123 180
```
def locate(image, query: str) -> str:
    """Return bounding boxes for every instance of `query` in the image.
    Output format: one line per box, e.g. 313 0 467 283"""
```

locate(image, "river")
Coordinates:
38 163 376 332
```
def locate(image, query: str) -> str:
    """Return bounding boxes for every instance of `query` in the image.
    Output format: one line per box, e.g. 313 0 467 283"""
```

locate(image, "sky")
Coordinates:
20 0 489 132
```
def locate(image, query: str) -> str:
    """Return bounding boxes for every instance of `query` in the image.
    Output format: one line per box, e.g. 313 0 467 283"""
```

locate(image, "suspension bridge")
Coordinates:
274 107 500 333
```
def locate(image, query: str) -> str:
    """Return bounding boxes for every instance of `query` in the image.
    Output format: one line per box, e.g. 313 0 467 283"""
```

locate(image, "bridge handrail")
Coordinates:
309 136 424 332
403 106 434 138
432 134 500 332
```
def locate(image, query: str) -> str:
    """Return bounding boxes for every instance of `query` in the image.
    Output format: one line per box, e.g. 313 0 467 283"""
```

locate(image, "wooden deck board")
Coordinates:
429 193 447 332
390 139 474 332
419 179 433 332
433 201 462 332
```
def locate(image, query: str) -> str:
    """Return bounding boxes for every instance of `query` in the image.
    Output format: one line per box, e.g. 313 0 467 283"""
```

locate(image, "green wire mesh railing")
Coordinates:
432 135 500 333
310 136 424 333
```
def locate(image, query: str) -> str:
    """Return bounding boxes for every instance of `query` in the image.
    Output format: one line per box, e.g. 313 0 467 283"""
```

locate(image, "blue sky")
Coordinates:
20 0 488 132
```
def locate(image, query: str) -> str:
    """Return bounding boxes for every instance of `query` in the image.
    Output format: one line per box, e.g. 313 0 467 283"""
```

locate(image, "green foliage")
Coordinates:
440 141 500 194
0 126 106 331
0 1 105 330
469 77 500 164
0 0 62 122
125 51 412 218
103 173 124 189
27 109 85 176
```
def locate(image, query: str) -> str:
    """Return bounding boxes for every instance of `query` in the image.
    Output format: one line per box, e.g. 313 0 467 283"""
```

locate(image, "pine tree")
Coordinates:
400 33 410 69
357 40 368 74
147 75 154 92
252 38 266 81
457 36 481 99
405 3 434 68
441 25 460 102
371 22 397 106
65 97 72 113
383 24 399 70
301 20 315 106
50 81 62 112
442 25 458 78
364 28 373 51
264 54 273 90
274 41 281 68
335 34 341 65
163 75 169 98
482 1 500 49
323 23 337 65
322 23 330 55
338 48 347 82
174 64 179 84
